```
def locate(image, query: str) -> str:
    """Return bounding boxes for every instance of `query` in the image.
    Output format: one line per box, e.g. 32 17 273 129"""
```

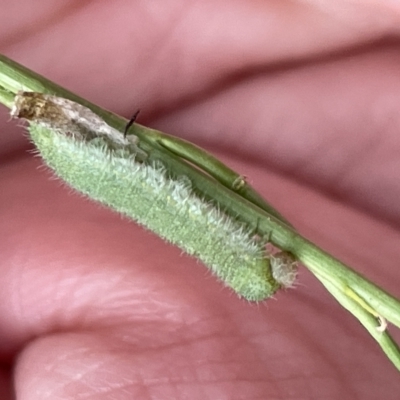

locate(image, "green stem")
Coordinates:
152 132 293 225
1 54 400 371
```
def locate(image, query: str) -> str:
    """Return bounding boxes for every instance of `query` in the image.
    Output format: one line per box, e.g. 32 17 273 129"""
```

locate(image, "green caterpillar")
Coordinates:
12 92 297 301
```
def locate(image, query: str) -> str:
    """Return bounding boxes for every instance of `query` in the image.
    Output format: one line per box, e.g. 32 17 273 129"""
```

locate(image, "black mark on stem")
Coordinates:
124 109 141 138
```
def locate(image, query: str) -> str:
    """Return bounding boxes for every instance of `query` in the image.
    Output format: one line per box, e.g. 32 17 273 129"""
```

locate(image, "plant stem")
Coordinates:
1 53 399 371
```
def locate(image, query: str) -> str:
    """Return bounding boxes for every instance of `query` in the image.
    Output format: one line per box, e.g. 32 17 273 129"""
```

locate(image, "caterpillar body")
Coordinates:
12 92 297 301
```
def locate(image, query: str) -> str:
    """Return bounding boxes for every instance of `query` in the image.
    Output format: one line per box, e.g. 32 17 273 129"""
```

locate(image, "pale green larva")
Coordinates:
12 91 297 301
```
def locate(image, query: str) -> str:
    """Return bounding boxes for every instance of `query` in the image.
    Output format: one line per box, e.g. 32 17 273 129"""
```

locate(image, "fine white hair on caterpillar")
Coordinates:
12 91 297 301
270 251 298 289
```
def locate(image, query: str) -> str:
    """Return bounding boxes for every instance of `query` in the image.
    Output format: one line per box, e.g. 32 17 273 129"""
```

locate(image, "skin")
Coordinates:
1 1 400 399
